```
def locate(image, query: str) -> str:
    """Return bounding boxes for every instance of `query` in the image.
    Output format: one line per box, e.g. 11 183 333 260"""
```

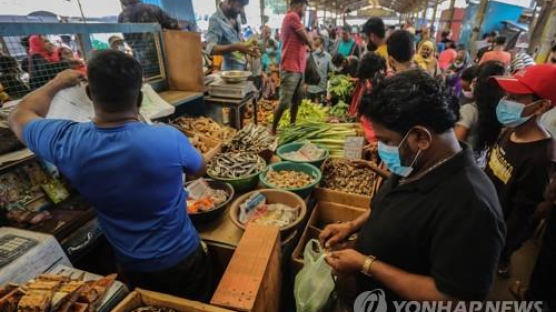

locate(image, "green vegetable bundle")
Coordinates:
328 100 349 118
328 74 355 102
267 99 328 129
278 122 359 157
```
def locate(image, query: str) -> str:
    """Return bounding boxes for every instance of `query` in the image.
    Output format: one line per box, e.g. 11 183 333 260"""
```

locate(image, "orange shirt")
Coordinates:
480 50 512 67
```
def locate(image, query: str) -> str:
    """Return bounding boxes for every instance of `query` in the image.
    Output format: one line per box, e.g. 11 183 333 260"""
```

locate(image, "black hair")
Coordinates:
386 30 415 63
460 65 479 82
0 55 19 73
446 41 457 49
551 43 556 52
332 54 346 68
233 0 249 5
344 56 359 77
342 25 351 33
359 69 457 135
482 33 490 40
87 50 143 112
362 17 386 39
495 36 506 45
474 60 505 151
20 36 30 51
457 43 466 51
441 30 450 38
357 52 386 84
290 0 307 6
489 31 499 37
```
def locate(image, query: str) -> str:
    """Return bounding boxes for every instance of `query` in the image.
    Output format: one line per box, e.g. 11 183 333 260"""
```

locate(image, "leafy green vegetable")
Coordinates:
267 99 328 129
328 74 355 102
278 121 358 156
328 100 349 118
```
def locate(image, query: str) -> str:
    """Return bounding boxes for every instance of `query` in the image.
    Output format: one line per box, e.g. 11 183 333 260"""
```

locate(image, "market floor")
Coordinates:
488 239 541 300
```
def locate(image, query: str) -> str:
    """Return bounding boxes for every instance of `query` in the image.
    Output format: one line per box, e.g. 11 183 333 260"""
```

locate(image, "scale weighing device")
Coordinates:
208 80 256 99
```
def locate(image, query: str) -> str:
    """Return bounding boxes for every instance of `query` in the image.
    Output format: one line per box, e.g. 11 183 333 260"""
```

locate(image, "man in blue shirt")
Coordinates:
8 50 211 300
206 0 258 71
307 36 333 102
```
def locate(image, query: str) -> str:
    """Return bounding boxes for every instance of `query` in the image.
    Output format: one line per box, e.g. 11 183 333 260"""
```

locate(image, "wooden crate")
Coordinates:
211 224 281 312
290 201 367 273
314 187 372 210
111 288 233 312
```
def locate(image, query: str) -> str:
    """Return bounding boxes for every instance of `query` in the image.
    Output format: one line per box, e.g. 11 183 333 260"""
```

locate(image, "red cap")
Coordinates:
492 64 556 106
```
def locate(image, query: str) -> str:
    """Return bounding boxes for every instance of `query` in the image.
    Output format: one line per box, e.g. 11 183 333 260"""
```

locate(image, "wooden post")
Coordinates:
447 0 457 28
469 0 489 55
530 0 556 61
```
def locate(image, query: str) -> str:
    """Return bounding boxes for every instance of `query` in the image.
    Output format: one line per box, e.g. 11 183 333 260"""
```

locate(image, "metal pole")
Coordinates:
422 0 428 26
76 0 87 23
259 0 265 26
469 0 489 55
530 0 556 59
431 0 439 33
447 0 457 29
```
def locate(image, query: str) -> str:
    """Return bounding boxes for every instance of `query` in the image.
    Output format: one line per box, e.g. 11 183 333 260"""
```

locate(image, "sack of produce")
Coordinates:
304 54 321 85
294 239 334 312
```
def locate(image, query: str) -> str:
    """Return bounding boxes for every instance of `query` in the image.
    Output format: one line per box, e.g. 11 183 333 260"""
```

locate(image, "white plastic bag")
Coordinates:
294 239 335 312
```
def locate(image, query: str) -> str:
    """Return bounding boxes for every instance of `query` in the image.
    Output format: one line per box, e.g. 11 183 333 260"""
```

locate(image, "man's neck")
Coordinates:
493 45 504 51
407 131 462 180
394 61 413 73
93 110 140 128
511 118 550 143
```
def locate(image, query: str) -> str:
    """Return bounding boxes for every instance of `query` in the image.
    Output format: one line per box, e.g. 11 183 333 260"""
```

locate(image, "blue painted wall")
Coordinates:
458 1 524 47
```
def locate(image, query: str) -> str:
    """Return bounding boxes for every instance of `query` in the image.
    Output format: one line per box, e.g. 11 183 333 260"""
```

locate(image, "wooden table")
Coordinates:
203 93 257 129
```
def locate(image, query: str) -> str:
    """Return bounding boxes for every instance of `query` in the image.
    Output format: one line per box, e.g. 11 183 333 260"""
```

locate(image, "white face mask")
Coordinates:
541 107 556 137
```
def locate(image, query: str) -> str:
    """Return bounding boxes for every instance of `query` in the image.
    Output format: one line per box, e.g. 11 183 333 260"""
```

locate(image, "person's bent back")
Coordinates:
8 50 210 300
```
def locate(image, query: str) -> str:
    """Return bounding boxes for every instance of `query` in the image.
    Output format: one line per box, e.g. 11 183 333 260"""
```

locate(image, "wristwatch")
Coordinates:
361 255 377 277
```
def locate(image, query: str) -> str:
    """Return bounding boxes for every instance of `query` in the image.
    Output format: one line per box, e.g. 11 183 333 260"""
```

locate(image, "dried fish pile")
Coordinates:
131 307 176 312
266 170 315 189
171 116 235 141
321 159 377 195
208 152 266 179
223 124 277 153
188 134 214 154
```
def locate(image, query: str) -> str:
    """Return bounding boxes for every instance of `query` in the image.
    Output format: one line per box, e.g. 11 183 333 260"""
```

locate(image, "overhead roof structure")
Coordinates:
309 0 435 14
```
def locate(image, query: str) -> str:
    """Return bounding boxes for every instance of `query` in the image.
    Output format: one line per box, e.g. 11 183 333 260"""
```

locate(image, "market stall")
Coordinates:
0 21 387 312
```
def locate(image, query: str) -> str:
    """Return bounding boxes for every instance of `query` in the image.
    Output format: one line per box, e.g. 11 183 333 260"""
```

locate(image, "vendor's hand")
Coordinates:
320 222 354 249
325 249 366 275
235 44 259 57
52 69 85 89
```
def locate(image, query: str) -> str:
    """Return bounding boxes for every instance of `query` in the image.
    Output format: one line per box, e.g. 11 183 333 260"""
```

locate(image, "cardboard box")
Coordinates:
111 288 233 312
290 202 367 273
211 224 281 312
314 187 372 210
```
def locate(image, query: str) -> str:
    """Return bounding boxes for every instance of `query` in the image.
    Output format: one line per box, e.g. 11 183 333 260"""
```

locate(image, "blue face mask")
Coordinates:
496 99 532 127
377 131 421 178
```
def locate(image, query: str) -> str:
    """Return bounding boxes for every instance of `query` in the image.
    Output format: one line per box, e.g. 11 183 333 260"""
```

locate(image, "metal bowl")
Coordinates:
220 70 251 83
185 179 235 225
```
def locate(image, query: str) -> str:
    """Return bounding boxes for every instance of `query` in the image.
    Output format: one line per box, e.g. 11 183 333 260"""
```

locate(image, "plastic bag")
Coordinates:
305 54 321 85
294 239 335 312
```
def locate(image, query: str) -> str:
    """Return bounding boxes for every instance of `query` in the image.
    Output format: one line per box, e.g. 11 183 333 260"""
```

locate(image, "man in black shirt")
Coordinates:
485 64 555 278
321 70 505 303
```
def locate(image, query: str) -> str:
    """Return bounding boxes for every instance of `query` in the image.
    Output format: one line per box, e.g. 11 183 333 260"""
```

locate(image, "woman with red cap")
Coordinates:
485 64 556 278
